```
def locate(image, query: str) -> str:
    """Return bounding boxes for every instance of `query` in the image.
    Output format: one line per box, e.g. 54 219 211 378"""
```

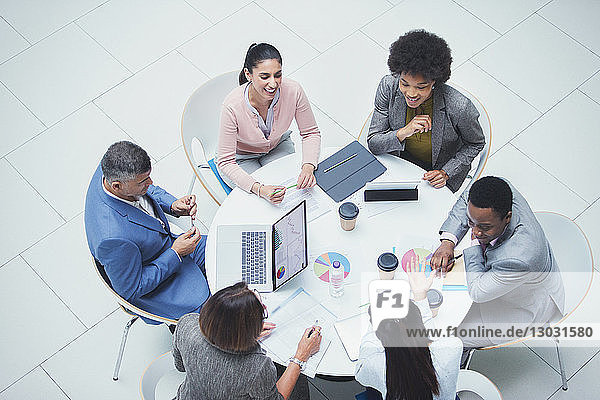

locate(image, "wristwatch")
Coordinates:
288 357 306 371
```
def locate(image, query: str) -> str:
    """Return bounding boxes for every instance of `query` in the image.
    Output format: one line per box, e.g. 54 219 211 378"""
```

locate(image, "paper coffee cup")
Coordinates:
339 202 359 231
427 289 443 318
377 252 398 280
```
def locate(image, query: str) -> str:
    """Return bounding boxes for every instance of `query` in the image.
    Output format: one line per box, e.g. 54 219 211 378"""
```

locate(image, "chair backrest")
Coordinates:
456 369 502 399
447 82 492 183
181 71 240 206
534 212 594 320
140 352 180 400
357 110 373 147
92 257 177 325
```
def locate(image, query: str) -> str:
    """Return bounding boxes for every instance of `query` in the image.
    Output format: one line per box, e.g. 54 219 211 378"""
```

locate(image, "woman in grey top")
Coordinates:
355 257 462 399
173 282 321 400
367 30 485 192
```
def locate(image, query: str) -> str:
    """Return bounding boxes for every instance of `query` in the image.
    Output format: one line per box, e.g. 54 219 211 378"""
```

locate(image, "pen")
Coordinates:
308 319 319 337
447 253 463 264
323 153 358 173
271 184 297 196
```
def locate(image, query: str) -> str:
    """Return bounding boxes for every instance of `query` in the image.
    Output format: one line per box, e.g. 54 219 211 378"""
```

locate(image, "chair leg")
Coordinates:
555 339 568 390
113 316 138 381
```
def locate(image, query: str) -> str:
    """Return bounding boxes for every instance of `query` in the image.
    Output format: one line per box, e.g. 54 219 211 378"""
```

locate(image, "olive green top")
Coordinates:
404 96 433 169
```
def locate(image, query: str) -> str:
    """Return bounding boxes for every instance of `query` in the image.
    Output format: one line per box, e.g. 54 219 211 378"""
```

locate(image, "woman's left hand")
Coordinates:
406 255 435 301
258 321 277 340
297 163 316 189
423 170 449 188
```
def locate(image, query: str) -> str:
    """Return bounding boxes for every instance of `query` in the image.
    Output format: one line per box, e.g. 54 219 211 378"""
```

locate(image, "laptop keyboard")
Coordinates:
241 231 267 285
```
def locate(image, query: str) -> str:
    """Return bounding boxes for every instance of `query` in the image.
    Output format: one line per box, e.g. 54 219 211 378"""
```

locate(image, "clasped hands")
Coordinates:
396 114 449 189
170 195 202 257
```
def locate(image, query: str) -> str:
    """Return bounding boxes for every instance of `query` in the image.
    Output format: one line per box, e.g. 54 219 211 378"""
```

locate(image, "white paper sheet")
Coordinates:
276 177 332 222
260 288 335 378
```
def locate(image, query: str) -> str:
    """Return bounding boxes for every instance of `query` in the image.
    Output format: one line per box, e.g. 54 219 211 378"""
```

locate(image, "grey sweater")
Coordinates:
173 313 284 400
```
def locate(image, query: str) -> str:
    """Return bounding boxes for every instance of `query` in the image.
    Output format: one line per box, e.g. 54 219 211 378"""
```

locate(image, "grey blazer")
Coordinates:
367 75 485 192
440 180 565 330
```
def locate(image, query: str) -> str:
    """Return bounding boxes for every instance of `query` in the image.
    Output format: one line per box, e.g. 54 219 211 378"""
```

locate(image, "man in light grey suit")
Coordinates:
432 176 565 350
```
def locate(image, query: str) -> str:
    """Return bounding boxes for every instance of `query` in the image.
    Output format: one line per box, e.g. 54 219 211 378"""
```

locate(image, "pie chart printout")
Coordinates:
313 252 350 282
401 248 433 277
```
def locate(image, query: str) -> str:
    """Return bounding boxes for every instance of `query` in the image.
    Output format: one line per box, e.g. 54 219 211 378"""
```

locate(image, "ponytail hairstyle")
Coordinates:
376 301 440 400
239 43 283 85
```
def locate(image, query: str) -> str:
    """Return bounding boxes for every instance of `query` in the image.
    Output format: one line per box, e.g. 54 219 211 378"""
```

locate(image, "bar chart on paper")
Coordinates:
313 252 350 282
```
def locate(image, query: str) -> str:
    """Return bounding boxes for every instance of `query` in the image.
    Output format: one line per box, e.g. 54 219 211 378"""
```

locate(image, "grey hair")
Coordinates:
101 141 151 183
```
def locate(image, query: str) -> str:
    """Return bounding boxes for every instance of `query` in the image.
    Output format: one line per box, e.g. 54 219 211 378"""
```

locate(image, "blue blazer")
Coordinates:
84 165 210 322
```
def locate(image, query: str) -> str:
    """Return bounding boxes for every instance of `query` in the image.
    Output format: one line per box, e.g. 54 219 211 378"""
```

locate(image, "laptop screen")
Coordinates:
273 201 308 290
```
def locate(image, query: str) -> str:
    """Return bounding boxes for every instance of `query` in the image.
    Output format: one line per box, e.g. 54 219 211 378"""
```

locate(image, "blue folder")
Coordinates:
314 141 386 202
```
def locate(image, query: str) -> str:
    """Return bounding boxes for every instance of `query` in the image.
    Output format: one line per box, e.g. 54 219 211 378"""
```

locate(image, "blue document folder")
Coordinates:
315 141 386 202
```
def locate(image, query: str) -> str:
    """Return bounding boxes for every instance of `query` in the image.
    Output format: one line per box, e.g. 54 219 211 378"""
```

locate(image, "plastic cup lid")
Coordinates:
427 289 443 307
377 252 398 271
338 202 359 220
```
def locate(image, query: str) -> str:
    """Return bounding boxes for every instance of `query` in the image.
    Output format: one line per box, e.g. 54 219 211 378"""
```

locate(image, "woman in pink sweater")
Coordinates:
217 43 321 204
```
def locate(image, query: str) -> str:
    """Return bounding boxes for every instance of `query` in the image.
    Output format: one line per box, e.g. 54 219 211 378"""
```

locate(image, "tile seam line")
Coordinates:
0 81 47 128
0 211 84 270
90 102 138 146
535 13 600 59
251 1 321 53
574 196 600 220
309 102 355 137
0 44 33 67
359 29 387 52
305 1 397 55
182 0 247 25
450 0 502 35
3 158 67 222
467 60 542 114
20 254 89 329
578 88 600 108
563 348 600 382
0 15 32 44
2 0 111 50
467 7 556 68
73 21 133 74
40 364 73 400
507 142 590 207
175 49 211 78
0 308 120 396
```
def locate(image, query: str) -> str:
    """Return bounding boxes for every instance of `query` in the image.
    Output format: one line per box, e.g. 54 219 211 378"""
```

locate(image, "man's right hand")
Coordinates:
172 226 202 257
431 239 456 275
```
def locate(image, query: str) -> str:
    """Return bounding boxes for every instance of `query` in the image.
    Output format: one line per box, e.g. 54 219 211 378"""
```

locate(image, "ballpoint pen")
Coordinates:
323 153 358 173
308 319 319 337
271 184 297 196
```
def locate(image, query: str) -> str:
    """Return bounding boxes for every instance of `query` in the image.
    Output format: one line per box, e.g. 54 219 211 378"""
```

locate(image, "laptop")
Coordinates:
216 201 308 292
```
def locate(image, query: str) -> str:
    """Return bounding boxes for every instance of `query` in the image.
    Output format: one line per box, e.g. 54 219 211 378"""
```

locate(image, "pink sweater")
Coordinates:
217 78 321 192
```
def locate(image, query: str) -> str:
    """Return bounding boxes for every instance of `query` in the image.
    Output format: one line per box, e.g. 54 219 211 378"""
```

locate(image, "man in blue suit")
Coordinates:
85 141 210 324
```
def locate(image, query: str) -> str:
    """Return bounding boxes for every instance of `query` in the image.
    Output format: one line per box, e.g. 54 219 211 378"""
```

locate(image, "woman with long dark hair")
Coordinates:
355 258 462 399
173 282 321 399
217 43 321 204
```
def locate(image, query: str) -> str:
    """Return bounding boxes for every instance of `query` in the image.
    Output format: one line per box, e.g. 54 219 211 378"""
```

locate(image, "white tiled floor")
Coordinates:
1 1 599 399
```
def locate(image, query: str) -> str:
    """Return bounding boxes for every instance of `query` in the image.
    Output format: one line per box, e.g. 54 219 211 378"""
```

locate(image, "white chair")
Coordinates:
181 71 239 206
93 258 178 381
140 351 185 400
356 83 492 192
456 369 503 399
533 212 594 391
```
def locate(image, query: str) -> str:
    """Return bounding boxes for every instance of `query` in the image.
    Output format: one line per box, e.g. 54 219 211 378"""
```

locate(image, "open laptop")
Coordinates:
216 201 308 292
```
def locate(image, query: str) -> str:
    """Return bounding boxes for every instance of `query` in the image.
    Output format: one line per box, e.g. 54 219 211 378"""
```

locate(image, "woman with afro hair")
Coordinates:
367 30 485 192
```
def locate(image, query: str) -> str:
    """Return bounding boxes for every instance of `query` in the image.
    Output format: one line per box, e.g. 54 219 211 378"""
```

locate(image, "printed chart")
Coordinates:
313 252 351 282
400 248 433 276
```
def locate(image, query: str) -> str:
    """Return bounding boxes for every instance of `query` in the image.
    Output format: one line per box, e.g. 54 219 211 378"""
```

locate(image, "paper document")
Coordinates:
260 288 335 378
442 256 467 290
334 311 370 361
276 178 332 222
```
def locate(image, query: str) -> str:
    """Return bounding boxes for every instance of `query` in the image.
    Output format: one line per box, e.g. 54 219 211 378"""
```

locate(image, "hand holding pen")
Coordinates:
295 321 322 362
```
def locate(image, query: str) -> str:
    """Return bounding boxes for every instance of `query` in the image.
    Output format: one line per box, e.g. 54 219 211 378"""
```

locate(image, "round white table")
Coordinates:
206 147 472 376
